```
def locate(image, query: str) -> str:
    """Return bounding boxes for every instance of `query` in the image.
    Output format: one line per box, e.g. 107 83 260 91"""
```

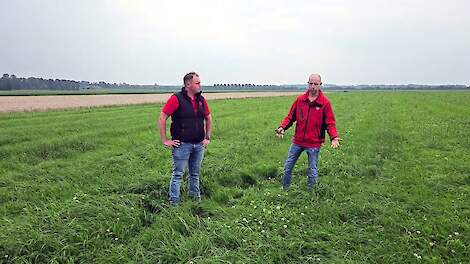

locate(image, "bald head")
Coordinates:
309 74 321 83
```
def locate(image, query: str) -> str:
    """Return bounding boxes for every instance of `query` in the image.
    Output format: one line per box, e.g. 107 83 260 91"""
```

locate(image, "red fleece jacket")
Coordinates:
280 90 338 148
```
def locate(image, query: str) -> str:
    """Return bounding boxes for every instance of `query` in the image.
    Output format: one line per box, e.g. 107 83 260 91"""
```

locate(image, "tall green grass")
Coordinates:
0 91 468 263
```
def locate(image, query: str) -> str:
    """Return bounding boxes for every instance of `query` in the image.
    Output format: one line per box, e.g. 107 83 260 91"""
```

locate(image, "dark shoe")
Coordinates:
307 181 318 191
189 196 201 202
169 199 180 206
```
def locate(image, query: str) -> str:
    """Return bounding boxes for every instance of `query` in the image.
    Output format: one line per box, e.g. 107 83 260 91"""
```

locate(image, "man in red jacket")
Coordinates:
276 73 340 189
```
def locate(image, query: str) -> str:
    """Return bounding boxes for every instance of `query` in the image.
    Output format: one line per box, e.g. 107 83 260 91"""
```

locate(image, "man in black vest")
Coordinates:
158 72 212 204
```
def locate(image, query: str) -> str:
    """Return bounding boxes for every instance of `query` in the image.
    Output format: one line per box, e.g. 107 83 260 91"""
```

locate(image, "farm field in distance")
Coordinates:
0 91 468 263
0 92 300 113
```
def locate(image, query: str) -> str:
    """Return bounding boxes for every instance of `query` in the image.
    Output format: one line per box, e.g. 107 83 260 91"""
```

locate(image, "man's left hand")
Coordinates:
331 138 340 149
202 139 210 148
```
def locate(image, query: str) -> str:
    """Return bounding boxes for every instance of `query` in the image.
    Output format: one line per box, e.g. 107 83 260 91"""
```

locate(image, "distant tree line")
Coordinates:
213 83 275 87
284 84 470 91
1 73 468 91
0 74 145 91
323 84 469 91
0 74 81 90
0 74 296 91
210 83 293 91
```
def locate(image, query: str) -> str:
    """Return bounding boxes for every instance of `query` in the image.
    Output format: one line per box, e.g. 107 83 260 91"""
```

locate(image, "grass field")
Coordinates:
0 91 469 263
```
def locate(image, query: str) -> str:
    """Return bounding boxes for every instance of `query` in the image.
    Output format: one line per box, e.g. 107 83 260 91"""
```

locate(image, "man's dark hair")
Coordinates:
183 72 199 86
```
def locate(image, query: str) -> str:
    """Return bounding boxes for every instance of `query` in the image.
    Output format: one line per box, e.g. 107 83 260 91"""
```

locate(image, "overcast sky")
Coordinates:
1 0 469 85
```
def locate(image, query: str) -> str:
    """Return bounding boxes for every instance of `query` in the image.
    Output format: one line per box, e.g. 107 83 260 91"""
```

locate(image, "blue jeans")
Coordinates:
169 142 204 203
282 143 320 188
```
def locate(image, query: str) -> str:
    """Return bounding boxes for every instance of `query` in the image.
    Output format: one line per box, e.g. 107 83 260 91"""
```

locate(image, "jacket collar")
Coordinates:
301 89 326 106
181 87 202 99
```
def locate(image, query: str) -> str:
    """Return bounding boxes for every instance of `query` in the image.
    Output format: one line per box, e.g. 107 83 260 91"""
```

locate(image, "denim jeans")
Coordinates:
169 142 204 204
282 143 320 188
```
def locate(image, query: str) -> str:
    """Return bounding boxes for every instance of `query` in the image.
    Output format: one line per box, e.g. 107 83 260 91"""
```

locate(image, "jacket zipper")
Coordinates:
303 103 311 139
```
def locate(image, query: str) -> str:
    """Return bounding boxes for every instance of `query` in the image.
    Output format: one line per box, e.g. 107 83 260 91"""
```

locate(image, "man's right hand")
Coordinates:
163 139 181 149
275 127 285 138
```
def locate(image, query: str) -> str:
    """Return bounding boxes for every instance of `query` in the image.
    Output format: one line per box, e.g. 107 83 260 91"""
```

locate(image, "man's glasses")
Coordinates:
308 82 322 86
